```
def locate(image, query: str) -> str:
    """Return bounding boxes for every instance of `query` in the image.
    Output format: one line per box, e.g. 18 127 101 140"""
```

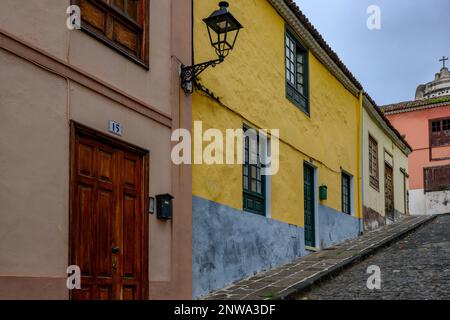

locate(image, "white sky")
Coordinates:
295 0 450 105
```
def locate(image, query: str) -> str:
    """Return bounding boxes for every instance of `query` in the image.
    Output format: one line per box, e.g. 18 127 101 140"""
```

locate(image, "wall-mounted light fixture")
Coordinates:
180 1 243 94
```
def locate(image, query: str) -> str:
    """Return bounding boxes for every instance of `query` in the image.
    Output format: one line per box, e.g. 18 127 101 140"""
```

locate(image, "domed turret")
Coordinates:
415 56 450 100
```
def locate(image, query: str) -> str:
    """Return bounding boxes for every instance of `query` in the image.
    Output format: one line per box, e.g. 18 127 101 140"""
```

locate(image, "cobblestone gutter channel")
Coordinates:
203 215 437 300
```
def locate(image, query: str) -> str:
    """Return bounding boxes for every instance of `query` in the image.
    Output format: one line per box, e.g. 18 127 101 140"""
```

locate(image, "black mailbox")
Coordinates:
156 194 174 220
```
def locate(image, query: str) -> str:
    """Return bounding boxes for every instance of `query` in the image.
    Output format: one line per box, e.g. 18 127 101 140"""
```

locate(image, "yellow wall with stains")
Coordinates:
193 0 362 227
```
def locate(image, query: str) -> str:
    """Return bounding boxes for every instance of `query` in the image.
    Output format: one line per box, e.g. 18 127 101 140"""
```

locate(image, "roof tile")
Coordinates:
381 96 450 113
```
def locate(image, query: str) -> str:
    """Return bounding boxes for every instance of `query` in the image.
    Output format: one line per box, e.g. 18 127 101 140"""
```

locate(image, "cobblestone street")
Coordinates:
300 215 450 300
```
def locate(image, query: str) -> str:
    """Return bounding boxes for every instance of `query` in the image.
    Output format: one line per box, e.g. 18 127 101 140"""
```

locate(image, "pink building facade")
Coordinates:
383 98 450 215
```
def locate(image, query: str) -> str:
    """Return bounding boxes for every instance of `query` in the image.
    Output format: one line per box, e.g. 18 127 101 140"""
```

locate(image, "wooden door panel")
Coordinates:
122 285 137 300
122 195 137 277
73 285 93 300
124 155 139 189
97 286 113 300
76 184 95 276
70 125 148 300
98 148 114 183
304 164 315 247
77 141 95 177
95 189 114 277
385 165 394 220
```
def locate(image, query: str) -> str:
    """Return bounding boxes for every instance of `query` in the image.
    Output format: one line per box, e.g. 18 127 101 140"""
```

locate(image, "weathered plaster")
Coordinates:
386 107 450 190
363 206 386 231
318 205 360 248
408 189 450 216
192 196 307 298
409 189 427 215
362 107 410 221
386 105 450 216
426 190 450 215
193 0 361 227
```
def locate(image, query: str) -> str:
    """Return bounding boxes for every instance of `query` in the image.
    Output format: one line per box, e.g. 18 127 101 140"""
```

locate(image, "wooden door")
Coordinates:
384 164 394 221
304 164 315 247
70 124 148 300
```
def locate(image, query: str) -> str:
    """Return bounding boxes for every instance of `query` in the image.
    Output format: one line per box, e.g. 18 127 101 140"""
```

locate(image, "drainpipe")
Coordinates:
358 90 364 234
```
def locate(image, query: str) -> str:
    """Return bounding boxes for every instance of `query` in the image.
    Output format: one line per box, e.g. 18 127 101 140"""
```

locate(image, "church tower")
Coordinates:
415 57 450 99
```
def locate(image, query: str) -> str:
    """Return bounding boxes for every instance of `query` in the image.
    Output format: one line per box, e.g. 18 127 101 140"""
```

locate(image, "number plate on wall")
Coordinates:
108 120 123 136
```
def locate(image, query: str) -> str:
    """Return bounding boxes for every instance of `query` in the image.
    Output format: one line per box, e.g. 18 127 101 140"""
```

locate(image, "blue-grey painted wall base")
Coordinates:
318 205 360 248
192 197 362 298
192 196 307 298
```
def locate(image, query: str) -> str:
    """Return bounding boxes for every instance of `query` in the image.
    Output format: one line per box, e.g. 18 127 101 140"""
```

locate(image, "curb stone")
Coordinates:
279 215 437 300
203 215 437 300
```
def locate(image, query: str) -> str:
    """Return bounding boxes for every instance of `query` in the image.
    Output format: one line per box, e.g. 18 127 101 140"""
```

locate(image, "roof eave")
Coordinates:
268 0 362 97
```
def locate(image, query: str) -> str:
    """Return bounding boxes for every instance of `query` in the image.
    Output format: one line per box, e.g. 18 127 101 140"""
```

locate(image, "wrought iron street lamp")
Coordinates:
181 1 243 94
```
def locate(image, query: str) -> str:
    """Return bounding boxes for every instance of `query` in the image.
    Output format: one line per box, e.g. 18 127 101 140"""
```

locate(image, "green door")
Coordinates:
304 164 315 247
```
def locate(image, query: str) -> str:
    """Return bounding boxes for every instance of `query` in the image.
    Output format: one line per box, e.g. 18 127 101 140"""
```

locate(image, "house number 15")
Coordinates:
109 120 123 136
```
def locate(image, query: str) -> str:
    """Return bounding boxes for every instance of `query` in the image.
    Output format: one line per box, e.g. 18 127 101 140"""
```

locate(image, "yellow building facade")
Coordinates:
192 0 365 297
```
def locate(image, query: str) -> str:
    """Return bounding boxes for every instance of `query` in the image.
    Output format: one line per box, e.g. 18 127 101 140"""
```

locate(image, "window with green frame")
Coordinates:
342 172 352 215
285 29 309 114
243 128 266 216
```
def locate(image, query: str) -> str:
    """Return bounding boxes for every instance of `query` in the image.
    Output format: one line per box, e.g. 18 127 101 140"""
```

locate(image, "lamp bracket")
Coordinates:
180 57 224 94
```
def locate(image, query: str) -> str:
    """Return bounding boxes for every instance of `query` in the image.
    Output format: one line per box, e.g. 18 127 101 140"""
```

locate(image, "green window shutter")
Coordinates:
342 173 351 215
243 127 266 216
285 30 309 115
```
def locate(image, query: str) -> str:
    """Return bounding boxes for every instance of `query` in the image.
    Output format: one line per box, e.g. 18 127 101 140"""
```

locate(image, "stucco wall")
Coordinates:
193 0 361 228
386 106 450 190
192 196 307 298
0 0 193 299
410 189 450 216
386 106 450 216
318 205 360 248
0 51 69 279
0 0 173 114
192 196 362 298
409 189 427 216
426 190 450 215
191 0 365 297
362 107 409 227
0 50 177 297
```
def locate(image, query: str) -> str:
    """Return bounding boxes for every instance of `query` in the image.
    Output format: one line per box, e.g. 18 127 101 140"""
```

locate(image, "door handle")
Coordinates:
112 256 118 272
112 247 120 272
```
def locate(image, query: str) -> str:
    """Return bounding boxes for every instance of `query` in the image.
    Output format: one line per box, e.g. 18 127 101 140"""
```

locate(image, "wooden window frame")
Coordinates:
429 117 450 161
243 126 266 216
285 27 310 115
368 134 380 191
424 164 450 193
72 0 150 69
341 172 352 215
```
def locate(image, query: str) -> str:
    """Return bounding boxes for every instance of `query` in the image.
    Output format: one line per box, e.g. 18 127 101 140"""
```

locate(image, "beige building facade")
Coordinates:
0 0 192 299
362 95 412 231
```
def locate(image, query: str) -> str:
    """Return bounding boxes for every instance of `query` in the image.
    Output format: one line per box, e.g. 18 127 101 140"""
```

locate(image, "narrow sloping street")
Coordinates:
300 215 450 300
